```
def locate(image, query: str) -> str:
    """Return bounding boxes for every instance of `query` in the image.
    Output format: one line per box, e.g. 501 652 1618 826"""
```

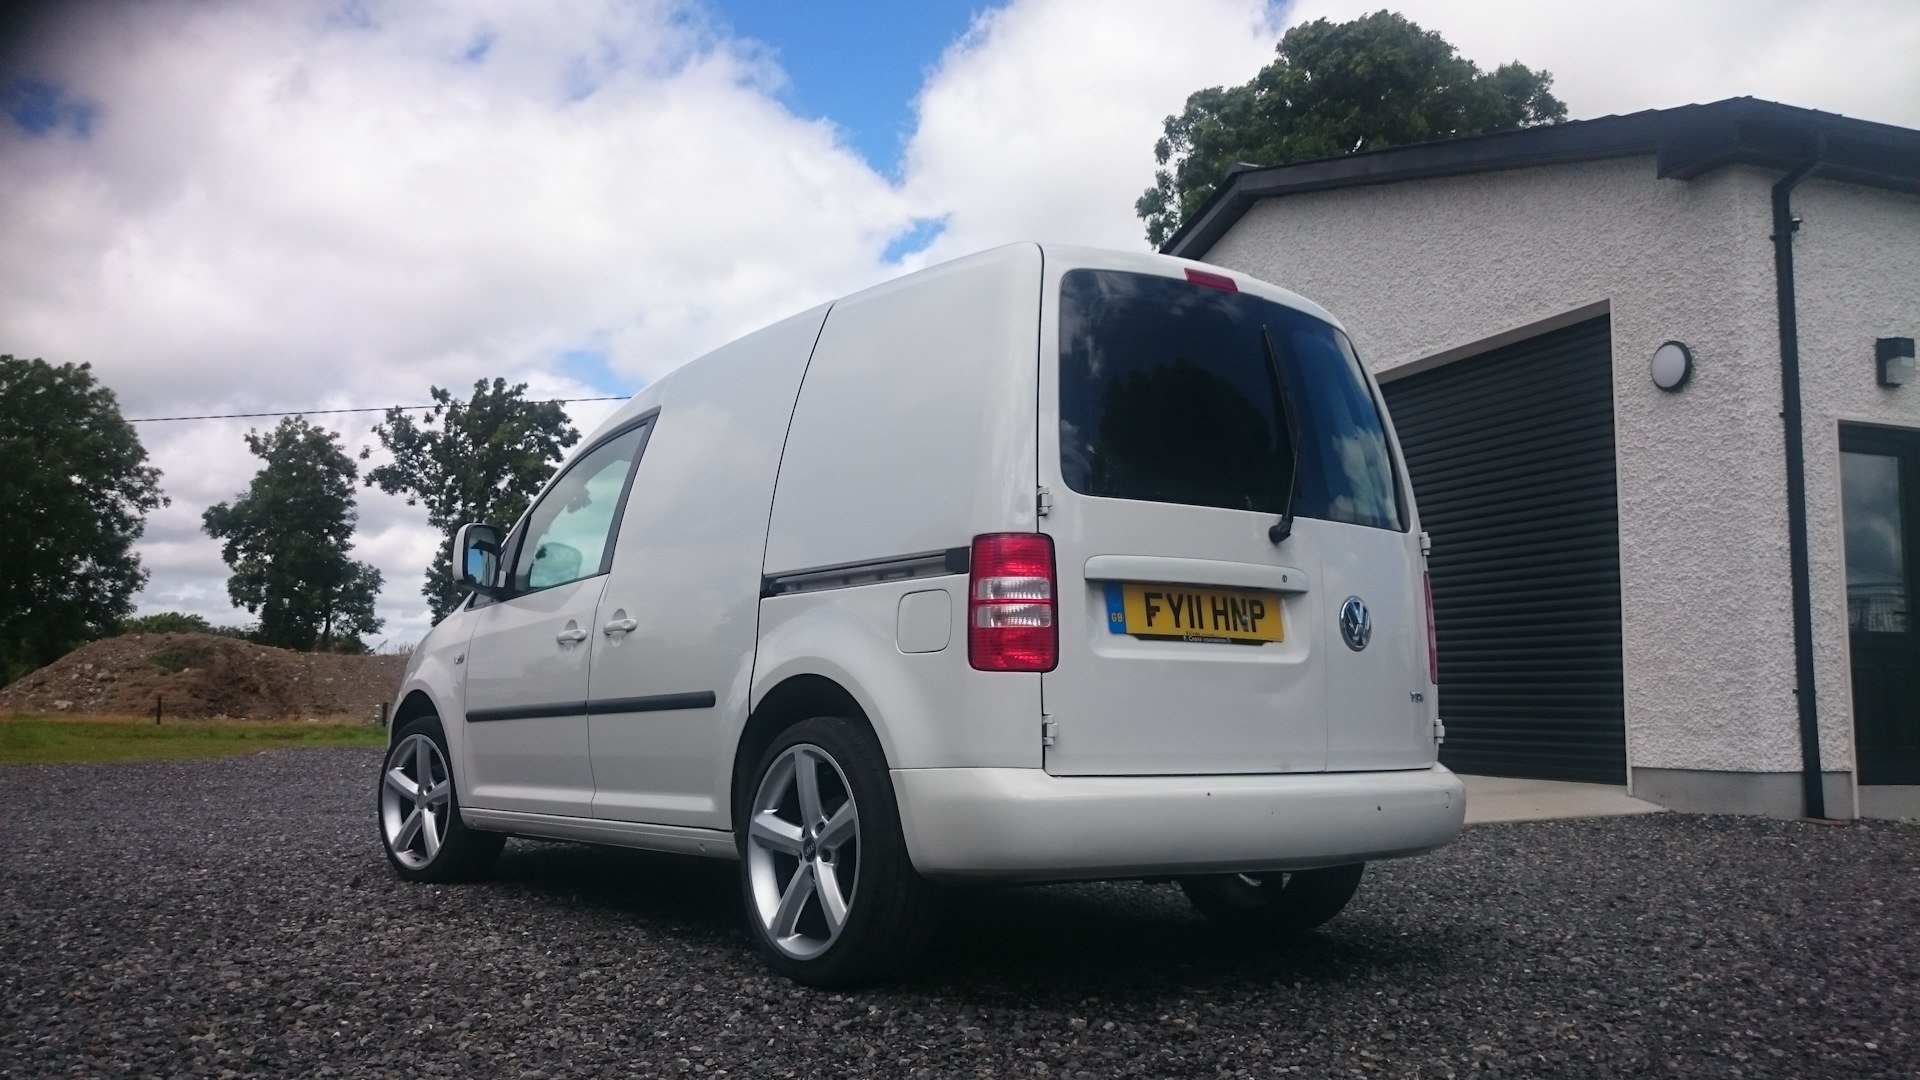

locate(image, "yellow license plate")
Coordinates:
1104 583 1283 644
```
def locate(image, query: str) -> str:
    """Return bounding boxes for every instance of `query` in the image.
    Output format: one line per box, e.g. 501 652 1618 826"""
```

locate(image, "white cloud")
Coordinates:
3 0 911 409
901 0 1279 260
1 0 913 639
3 0 1915 643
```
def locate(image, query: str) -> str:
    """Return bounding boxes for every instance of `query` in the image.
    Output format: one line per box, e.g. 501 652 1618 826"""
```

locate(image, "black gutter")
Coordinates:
1771 144 1826 820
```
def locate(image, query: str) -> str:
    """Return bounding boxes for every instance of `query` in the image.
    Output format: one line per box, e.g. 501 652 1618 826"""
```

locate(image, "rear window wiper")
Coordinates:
1261 325 1301 545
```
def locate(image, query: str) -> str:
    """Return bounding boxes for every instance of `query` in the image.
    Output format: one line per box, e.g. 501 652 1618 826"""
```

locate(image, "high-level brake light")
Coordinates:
968 533 1057 672
1184 267 1238 292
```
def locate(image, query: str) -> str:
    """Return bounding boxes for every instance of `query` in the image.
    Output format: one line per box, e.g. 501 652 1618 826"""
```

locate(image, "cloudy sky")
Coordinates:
3 0 1916 646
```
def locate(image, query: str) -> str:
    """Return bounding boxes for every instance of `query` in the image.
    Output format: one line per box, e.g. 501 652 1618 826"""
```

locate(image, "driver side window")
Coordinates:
512 422 650 594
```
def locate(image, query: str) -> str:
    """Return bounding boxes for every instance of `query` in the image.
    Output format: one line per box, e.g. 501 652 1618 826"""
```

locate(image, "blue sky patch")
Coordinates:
5 79 95 138
706 0 999 174
325 0 376 31
559 347 630 396
883 217 948 263
462 31 495 65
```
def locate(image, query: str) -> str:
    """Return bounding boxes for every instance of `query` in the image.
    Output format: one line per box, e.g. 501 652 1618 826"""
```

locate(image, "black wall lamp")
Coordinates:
1878 337 1915 387
1650 340 1693 392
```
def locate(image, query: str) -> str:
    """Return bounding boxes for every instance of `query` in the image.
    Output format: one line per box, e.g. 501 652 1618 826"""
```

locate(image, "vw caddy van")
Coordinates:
378 244 1465 985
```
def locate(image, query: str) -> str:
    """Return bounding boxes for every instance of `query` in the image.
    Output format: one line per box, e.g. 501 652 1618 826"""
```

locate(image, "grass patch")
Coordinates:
0 715 387 765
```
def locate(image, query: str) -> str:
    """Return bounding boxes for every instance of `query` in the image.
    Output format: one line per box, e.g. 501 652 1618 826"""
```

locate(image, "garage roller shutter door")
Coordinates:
1380 316 1626 783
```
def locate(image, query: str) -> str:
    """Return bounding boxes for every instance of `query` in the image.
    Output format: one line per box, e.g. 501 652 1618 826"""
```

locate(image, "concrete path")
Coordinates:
1462 773 1665 825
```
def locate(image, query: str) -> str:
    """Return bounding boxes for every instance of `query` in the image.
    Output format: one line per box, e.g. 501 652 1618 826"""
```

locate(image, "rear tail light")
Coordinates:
969 533 1057 672
1423 571 1439 686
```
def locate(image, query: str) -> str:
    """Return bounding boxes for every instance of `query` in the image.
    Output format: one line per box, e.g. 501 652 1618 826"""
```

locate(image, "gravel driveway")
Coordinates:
3 750 1916 1079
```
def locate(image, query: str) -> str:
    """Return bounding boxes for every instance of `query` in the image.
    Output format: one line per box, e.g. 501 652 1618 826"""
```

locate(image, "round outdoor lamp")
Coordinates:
1651 341 1693 392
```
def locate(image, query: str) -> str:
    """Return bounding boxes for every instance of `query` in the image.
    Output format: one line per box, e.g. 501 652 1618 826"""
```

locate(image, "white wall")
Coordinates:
1204 156 1904 779
1791 178 1920 785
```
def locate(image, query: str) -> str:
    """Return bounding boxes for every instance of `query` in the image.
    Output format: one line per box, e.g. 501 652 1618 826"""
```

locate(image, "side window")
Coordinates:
511 422 649 594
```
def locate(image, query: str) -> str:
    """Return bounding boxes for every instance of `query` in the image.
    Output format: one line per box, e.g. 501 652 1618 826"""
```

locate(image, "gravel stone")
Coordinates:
3 750 1917 1078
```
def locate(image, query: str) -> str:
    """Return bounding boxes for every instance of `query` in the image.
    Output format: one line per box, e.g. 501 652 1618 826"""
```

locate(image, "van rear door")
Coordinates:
1039 260 1419 777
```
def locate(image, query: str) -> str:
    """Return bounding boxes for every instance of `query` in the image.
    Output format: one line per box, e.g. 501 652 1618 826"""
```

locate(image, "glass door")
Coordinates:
1840 425 1920 785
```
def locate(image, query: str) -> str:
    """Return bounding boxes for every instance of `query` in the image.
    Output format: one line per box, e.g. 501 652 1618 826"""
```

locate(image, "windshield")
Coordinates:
1058 268 1403 530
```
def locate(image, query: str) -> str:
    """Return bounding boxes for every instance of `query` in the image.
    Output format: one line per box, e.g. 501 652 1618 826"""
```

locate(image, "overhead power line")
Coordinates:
126 396 629 423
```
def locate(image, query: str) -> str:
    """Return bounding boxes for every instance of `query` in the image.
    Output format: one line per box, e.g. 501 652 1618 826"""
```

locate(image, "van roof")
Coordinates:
589 243 1349 441
1037 243 1345 331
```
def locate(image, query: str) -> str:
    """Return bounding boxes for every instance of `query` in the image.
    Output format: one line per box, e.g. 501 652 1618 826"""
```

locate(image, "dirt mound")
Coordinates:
0 634 409 721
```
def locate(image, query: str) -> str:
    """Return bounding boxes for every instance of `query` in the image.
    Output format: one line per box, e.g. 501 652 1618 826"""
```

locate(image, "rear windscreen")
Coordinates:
1058 269 1403 530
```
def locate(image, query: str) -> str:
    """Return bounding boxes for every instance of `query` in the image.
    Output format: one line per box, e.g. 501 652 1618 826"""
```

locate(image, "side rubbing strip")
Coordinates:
588 692 718 715
763 546 971 598
466 692 717 723
466 701 589 723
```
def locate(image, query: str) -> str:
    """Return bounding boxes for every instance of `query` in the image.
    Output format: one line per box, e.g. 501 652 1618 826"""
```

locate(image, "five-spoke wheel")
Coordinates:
745 743 861 961
737 716 941 985
381 732 452 869
377 715 503 882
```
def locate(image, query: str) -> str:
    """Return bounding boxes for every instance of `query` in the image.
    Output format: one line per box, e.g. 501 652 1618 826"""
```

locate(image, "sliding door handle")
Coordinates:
604 617 638 635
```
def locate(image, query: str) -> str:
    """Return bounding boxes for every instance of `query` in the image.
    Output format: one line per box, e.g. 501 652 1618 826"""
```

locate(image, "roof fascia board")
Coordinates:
1166 98 1920 261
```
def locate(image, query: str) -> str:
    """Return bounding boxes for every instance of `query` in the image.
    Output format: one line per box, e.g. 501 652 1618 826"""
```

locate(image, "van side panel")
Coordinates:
585 304 830 830
754 579 1043 770
757 243 1044 770
763 244 1042 574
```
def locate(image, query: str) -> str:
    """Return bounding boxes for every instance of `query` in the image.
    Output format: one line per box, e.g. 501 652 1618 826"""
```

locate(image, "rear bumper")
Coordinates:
891 764 1465 883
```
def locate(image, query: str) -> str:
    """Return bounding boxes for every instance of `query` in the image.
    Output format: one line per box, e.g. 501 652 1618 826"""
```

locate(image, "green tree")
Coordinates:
119 611 250 638
120 611 217 635
202 417 384 652
363 379 581 621
0 356 167 682
1137 10 1568 247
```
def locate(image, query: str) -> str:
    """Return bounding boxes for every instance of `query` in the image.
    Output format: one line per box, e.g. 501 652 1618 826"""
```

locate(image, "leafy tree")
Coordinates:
203 417 384 652
121 611 216 635
0 356 167 683
1137 10 1568 247
120 611 250 638
363 379 580 621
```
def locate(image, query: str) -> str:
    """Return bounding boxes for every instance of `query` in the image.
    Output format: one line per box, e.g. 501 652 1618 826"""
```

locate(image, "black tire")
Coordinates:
736 716 942 986
1179 864 1365 934
378 714 505 883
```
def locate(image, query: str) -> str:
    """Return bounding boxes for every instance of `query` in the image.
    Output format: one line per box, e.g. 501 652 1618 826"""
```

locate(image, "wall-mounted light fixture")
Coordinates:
1650 340 1693 392
1878 337 1915 388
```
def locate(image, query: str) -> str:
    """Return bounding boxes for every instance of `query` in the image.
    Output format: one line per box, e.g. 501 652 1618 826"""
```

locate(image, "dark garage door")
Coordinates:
1380 316 1626 783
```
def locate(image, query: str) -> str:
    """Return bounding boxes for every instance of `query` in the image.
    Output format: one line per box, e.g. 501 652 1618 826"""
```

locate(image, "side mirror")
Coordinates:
453 523 506 597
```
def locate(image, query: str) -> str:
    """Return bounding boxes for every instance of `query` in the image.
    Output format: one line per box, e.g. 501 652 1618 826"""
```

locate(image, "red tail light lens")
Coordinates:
969 533 1057 672
1424 570 1439 686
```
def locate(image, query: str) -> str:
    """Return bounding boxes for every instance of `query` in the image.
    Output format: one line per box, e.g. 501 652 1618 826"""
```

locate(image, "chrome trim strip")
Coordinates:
763 546 970 598
1083 555 1311 594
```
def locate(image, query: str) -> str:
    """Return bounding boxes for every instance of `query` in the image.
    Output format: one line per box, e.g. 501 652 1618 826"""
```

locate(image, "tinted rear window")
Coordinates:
1059 269 1403 530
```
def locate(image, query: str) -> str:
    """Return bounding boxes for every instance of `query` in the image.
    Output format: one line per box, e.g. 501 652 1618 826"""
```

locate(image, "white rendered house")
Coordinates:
1165 98 1920 819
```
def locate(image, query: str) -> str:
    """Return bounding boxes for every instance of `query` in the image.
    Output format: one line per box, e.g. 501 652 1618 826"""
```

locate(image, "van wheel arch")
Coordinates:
389 690 438 749
732 675 884 833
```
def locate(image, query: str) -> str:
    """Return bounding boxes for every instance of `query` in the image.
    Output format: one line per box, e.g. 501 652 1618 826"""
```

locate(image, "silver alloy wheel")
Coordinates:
381 733 453 869
745 742 861 961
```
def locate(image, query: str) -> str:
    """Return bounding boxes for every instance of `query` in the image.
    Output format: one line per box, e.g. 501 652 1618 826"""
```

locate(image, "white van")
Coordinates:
377 244 1465 984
